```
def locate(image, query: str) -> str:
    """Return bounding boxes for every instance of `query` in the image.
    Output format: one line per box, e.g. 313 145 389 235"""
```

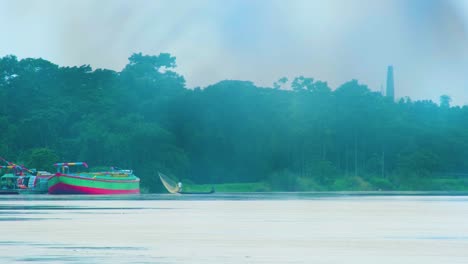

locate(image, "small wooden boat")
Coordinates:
179 188 215 195
158 172 215 194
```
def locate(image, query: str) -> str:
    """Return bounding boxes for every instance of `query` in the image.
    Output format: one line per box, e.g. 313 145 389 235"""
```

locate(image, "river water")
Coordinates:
1 193 468 263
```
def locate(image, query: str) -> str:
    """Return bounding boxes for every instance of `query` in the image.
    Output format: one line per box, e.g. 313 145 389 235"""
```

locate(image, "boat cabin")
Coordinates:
0 174 18 190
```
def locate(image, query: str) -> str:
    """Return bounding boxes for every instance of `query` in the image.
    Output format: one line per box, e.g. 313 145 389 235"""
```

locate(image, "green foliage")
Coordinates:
269 170 301 191
332 176 373 191
273 77 288 90
397 150 441 176
1 53 467 192
182 182 270 193
21 148 59 172
367 177 394 191
89 166 110 172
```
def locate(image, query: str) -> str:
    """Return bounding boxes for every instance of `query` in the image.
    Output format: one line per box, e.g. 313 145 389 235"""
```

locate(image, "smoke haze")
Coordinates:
1 0 467 104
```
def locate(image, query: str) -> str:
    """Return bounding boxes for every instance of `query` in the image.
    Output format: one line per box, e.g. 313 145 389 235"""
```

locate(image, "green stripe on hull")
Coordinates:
48 174 140 191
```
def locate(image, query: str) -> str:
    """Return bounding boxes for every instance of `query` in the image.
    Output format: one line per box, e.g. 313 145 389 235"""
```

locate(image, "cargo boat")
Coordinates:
48 162 140 195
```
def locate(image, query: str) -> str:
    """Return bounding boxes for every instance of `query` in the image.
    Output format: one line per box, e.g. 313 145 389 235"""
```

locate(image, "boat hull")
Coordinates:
48 174 140 195
0 189 19 195
1 174 53 195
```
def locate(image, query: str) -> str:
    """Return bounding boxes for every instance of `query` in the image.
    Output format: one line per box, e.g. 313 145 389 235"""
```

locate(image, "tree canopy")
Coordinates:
1 53 467 192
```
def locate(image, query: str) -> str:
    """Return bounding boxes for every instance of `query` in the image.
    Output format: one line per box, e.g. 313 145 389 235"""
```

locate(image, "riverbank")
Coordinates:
179 176 468 193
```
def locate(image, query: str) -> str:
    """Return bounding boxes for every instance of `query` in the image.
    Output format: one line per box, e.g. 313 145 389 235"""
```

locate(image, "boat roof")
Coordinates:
1 174 18 178
54 162 88 168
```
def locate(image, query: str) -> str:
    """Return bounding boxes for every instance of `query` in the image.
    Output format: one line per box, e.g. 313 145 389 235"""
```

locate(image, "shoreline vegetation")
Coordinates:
1 53 468 193
181 177 468 193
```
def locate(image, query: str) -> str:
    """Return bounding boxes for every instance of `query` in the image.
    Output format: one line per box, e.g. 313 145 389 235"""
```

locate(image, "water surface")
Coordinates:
1 193 467 263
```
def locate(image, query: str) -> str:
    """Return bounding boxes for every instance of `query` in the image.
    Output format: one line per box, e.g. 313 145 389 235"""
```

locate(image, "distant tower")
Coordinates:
386 65 394 100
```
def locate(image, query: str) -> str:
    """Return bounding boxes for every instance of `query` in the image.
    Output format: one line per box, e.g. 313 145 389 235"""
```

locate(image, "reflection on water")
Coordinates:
1 193 468 263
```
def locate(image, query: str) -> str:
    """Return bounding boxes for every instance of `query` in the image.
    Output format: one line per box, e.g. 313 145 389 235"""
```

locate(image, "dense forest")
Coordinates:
1 53 468 192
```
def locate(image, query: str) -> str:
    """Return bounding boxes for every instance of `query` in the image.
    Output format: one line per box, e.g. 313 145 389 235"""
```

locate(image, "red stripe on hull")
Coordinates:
48 182 140 195
55 173 140 183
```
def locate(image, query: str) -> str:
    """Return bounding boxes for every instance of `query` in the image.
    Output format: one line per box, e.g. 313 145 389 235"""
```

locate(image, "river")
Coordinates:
1 193 468 263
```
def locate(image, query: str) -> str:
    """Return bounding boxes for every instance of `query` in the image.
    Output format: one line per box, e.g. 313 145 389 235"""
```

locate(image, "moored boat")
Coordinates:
0 160 53 194
48 162 140 195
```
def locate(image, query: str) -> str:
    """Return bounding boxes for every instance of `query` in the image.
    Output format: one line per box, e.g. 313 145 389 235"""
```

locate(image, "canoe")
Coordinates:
179 188 215 195
158 172 215 194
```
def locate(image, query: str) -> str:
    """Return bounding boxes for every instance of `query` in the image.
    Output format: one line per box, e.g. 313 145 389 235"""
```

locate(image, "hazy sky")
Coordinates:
1 0 467 105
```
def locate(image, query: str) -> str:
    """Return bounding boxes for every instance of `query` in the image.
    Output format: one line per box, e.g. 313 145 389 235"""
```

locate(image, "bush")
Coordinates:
331 176 373 191
23 148 59 172
368 177 394 190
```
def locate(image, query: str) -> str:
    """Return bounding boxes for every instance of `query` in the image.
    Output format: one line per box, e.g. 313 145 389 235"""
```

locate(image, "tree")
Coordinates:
1 53 467 192
273 77 288 90
24 148 59 172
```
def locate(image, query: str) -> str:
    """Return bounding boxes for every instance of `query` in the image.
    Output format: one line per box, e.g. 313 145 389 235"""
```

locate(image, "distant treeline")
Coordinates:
1 53 467 192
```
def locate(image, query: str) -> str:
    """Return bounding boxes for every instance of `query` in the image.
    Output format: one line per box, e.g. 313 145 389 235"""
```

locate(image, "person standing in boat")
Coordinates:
177 181 183 193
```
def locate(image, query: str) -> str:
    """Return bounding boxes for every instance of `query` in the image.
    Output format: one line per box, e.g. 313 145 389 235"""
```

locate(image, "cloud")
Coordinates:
0 0 467 104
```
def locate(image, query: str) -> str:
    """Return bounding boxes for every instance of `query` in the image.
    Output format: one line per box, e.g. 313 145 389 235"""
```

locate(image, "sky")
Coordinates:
1 0 467 105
